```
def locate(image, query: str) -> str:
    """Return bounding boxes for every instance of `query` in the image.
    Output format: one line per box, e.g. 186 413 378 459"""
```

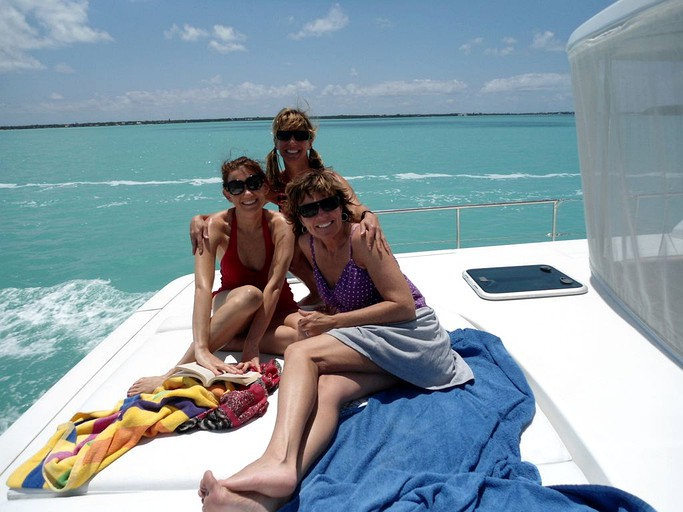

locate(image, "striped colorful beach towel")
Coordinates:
6 379 221 491
7 360 281 492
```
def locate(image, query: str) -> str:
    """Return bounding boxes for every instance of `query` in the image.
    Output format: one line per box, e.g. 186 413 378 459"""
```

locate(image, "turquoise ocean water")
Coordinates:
0 114 584 434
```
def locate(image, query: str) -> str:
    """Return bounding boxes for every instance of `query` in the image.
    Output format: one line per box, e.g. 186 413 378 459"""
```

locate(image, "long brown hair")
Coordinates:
283 169 354 235
221 156 266 188
266 107 324 194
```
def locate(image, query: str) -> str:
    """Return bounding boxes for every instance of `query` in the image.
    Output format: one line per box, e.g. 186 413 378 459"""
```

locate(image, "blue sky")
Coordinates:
0 0 616 126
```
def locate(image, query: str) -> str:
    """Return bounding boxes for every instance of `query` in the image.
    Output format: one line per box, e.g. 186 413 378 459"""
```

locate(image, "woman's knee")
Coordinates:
283 340 310 362
231 285 263 310
283 334 359 374
283 340 332 374
317 374 349 406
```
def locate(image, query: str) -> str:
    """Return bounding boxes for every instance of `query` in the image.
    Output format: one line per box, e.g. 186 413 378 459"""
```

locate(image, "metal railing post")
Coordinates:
456 208 461 249
552 200 559 241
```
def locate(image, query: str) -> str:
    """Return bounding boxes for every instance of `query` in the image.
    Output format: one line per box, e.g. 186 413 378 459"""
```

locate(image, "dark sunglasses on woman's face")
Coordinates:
225 174 265 195
298 196 341 218
276 130 310 141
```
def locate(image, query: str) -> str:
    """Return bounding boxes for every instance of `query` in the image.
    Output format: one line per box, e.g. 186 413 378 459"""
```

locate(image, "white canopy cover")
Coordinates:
568 0 683 365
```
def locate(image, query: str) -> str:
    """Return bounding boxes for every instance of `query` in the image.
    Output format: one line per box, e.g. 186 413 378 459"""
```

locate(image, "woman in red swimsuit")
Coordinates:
127 157 299 396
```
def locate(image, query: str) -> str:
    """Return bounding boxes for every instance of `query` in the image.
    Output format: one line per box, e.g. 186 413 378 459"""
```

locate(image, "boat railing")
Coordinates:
287 198 583 283
372 198 583 250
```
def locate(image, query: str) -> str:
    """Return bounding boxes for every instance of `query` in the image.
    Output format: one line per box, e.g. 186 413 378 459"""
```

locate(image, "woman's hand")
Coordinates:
190 215 210 255
297 309 336 338
194 348 244 375
236 355 260 373
359 212 389 253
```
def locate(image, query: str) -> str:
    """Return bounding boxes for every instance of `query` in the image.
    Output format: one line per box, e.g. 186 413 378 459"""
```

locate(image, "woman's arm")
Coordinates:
238 212 295 368
190 210 225 255
331 172 388 252
297 230 415 336
191 214 232 375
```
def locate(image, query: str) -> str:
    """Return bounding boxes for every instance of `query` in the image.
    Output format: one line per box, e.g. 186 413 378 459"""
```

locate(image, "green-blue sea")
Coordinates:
0 114 584 434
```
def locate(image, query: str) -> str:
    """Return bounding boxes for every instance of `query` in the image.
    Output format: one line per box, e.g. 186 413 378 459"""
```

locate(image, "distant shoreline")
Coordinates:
0 111 574 131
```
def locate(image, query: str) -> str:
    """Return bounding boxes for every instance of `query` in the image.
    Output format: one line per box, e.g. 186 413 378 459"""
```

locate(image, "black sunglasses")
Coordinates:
224 174 265 195
276 130 310 141
298 196 341 218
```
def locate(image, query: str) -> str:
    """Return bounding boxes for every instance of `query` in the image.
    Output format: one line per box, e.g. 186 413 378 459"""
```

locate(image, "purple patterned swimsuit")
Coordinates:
310 225 426 312
308 225 474 390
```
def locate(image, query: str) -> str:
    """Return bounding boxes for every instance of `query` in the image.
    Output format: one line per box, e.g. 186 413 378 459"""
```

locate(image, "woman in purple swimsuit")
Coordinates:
199 170 473 511
127 157 299 396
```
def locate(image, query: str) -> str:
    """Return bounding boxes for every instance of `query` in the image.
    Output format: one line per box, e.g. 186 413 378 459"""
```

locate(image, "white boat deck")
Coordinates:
0 239 681 511
398 240 682 512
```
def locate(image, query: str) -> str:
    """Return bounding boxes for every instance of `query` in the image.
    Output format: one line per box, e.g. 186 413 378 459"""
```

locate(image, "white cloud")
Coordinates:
0 0 112 73
208 41 246 53
164 23 209 42
54 62 74 73
484 46 514 56
459 37 483 54
321 79 467 97
30 80 318 116
165 23 246 52
21 0 112 46
289 4 348 40
532 30 565 52
481 73 570 93
0 48 44 72
202 75 223 85
213 25 246 42
50 92 64 100
484 37 516 56
26 77 471 120
209 24 246 53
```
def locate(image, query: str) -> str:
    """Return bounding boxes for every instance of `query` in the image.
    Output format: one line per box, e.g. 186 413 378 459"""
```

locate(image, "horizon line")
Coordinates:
1 111 575 131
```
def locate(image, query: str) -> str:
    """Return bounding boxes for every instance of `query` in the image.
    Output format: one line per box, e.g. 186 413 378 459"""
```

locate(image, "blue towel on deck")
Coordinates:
280 328 655 512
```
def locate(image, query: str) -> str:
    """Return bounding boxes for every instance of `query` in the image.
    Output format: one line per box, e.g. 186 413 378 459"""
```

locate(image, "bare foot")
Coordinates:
127 375 166 397
200 470 283 512
223 456 298 499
